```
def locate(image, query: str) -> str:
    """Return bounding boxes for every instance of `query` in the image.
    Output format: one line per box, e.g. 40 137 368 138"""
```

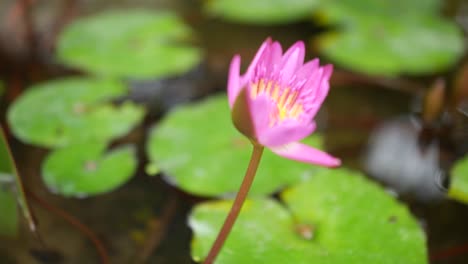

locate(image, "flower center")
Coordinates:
250 79 304 125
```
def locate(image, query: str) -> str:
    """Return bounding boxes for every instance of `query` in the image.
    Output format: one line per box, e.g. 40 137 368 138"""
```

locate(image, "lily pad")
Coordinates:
8 78 145 147
42 142 137 197
318 15 464 75
320 0 441 24
189 168 427 263
204 0 318 24
0 188 18 237
57 10 201 79
448 155 468 204
147 95 325 197
316 0 464 75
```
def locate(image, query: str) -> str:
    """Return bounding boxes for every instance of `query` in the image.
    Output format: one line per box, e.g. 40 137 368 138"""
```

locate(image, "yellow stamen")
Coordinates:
258 79 265 94
278 88 290 108
272 84 280 100
265 81 273 95
284 92 297 109
290 104 303 119
250 79 304 125
250 82 258 98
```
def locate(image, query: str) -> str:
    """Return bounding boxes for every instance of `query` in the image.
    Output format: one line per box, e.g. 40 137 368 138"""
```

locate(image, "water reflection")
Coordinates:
364 116 446 201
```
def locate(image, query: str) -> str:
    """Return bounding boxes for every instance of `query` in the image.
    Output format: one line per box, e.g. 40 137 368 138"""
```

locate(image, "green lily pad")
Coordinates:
204 0 318 24
8 78 145 147
189 168 427 263
147 95 325 197
42 142 137 197
316 0 464 75
318 15 464 75
448 155 468 204
0 188 18 237
320 0 441 24
57 10 201 79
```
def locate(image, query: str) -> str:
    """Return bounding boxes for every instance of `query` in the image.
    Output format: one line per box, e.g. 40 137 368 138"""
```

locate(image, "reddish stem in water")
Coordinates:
26 189 109 264
204 145 264 264
430 243 468 261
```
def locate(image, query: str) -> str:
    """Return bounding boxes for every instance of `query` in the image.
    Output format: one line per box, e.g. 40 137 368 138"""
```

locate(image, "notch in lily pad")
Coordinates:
147 95 327 197
7 77 145 147
57 10 202 79
42 142 138 198
448 155 468 204
204 0 319 24
189 168 428 263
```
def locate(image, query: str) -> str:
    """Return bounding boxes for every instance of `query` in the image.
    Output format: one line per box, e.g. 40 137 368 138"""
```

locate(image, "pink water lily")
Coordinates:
228 38 340 167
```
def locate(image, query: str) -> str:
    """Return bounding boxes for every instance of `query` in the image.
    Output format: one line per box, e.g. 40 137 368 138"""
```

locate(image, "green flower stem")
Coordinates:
204 144 265 264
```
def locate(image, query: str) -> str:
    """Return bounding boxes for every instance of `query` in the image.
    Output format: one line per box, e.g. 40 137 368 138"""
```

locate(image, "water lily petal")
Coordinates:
306 64 333 118
271 142 341 167
244 38 271 81
227 55 242 108
257 120 316 147
255 40 282 81
279 41 305 83
295 59 319 82
248 94 274 141
267 41 283 76
232 90 273 141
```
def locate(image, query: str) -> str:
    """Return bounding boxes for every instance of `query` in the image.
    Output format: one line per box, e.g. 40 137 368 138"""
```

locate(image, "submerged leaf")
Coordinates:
190 168 427 263
57 10 201 78
42 142 137 197
147 95 325 197
0 127 36 233
0 188 18 237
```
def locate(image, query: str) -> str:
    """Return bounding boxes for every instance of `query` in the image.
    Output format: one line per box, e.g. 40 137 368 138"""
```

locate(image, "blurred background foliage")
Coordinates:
0 0 467 263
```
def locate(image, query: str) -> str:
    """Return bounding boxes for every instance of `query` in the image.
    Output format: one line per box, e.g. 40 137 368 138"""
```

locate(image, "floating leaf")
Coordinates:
205 0 318 24
0 127 36 233
448 155 468 204
57 10 201 79
320 0 441 24
315 0 464 75
318 15 464 75
0 188 18 237
190 168 427 263
147 95 325 197
8 78 145 147
42 142 137 197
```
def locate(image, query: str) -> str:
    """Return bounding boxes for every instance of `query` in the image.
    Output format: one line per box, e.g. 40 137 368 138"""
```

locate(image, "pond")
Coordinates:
0 0 467 263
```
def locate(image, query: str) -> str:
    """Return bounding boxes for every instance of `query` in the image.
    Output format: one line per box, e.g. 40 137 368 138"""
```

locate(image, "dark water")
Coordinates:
0 0 467 263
